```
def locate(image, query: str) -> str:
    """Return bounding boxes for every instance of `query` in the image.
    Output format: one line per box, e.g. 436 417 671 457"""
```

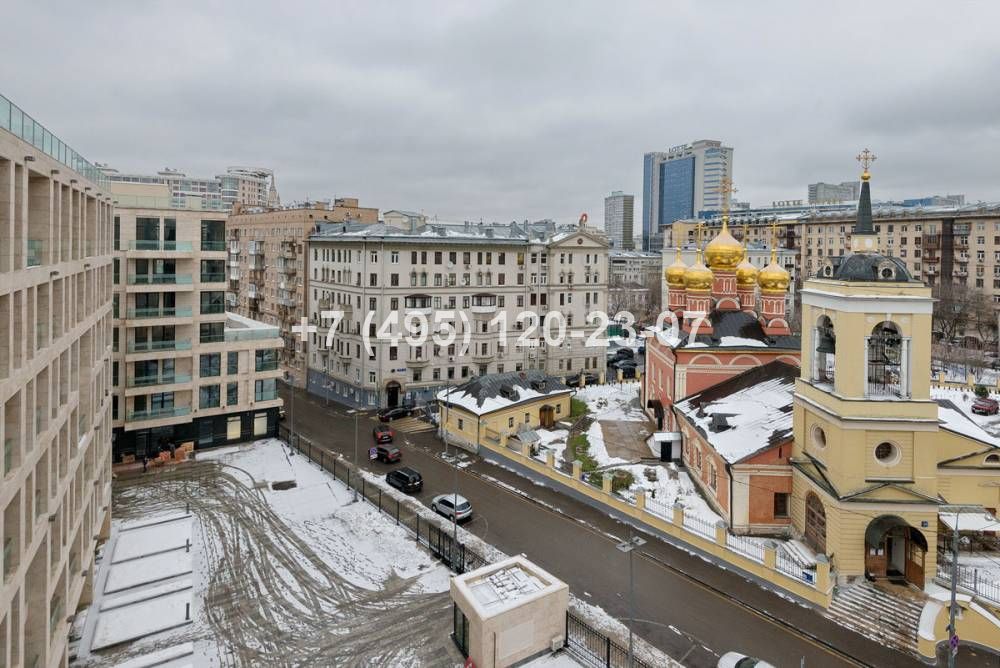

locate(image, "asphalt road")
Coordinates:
280 384 996 668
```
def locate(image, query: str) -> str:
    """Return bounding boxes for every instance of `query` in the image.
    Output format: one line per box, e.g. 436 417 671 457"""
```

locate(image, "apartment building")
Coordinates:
101 165 280 211
304 220 609 409
807 181 859 204
0 94 114 668
109 183 283 459
603 191 635 249
226 199 379 386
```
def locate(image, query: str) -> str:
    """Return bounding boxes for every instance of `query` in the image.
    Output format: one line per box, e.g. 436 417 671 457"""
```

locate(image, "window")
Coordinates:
200 354 221 377
508 417 514 428
811 425 826 449
458 418 465 430
200 384 221 409
227 382 238 405
255 378 277 401
228 351 239 375
874 441 899 465
391 251 399 264
255 349 278 371
773 493 789 518
200 291 225 314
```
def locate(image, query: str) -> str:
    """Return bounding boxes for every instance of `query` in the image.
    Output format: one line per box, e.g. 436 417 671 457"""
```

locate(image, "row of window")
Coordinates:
314 248 603 267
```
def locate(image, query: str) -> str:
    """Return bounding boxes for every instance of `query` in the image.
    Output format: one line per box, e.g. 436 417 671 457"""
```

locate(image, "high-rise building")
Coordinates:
100 165 280 212
1 93 115 667
603 191 634 249
807 181 859 204
305 219 609 409
642 140 733 252
226 199 379 386
108 179 284 459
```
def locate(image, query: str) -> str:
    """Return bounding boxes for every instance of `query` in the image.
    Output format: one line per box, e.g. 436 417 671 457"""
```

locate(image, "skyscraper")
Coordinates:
641 139 733 251
807 181 859 204
603 191 634 249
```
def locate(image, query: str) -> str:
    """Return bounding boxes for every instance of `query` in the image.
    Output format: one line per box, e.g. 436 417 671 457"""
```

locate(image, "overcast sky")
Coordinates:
2 2 998 227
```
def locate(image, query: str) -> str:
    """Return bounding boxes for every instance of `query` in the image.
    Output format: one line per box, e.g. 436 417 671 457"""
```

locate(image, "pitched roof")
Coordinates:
677 310 800 350
437 370 571 416
673 361 798 463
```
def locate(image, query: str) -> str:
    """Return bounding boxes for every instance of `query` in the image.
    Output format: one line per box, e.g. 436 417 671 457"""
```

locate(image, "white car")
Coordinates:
431 494 473 522
717 653 775 668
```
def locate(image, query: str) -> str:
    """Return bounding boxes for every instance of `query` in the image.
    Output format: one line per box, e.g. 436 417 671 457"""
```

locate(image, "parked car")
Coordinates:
386 467 423 493
377 405 415 422
372 426 395 444
566 372 599 386
611 359 638 379
613 347 635 360
972 397 999 415
374 445 401 463
431 494 473 522
717 653 776 668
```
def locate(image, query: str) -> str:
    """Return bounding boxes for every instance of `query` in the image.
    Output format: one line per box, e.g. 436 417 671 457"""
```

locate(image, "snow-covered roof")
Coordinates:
939 506 999 532
930 388 1000 447
647 311 799 351
674 362 797 464
438 370 571 416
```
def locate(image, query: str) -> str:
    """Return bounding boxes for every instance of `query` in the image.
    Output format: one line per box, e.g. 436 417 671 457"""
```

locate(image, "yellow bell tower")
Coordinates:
791 150 940 587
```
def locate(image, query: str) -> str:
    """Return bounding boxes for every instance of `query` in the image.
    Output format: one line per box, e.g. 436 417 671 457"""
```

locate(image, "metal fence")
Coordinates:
682 510 716 538
565 612 655 668
726 533 765 563
279 424 489 575
937 553 1000 606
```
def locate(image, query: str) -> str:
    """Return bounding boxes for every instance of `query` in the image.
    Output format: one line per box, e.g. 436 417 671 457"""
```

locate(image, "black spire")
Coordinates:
854 177 873 235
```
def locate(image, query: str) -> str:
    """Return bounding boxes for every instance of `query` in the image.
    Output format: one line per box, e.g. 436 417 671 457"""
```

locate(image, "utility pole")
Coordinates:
353 413 359 503
616 528 646 668
948 513 959 668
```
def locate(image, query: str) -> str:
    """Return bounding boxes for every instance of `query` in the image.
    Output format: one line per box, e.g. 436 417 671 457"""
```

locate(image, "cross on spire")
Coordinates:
856 148 877 181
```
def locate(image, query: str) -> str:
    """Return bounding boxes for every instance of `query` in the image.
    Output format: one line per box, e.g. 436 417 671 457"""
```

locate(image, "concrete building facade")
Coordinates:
101 165 280 212
1 94 115 668
109 185 283 459
603 191 634 250
808 181 859 204
305 220 609 409
226 199 379 386
642 140 733 252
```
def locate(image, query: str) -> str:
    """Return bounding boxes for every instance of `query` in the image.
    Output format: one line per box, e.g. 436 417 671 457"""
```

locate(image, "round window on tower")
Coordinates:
811 424 827 449
874 441 900 466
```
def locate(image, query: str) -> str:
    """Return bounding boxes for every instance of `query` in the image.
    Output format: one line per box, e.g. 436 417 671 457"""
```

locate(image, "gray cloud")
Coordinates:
2 1 998 226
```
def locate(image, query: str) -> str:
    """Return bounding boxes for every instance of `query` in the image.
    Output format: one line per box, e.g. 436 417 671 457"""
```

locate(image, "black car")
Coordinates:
386 467 423 493
613 347 635 360
611 359 638 379
377 405 415 422
566 372 599 386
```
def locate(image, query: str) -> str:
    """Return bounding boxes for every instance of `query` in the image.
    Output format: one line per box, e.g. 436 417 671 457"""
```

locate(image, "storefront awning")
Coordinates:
939 506 999 532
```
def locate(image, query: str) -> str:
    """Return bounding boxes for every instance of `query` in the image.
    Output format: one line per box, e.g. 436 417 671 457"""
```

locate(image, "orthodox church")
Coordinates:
645 158 1000 588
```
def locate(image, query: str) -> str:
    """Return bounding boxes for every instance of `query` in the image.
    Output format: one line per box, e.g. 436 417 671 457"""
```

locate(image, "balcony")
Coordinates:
226 292 238 307
127 338 192 353
228 258 240 268
127 240 194 252
282 246 296 259
201 272 226 283
247 284 259 299
471 348 492 361
201 240 226 252
247 241 264 255
127 373 192 388
407 357 430 367
255 389 279 402
924 266 938 276
255 360 279 372
275 258 297 275
470 303 498 315
127 273 193 286
229 270 241 282
126 306 193 319
229 240 240 254
955 269 969 277
126 406 191 422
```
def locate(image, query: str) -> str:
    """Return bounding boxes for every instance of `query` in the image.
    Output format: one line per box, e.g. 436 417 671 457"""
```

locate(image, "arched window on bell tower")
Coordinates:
865 321 910 399
812 315 836 389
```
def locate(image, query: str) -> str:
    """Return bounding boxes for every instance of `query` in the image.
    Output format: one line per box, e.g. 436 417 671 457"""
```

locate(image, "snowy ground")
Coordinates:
74 438 457 667
930 386 1000 439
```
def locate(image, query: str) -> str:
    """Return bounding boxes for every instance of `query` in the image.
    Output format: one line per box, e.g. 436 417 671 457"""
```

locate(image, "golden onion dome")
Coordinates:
736 258 759 287
664 248 688 288
758 251 790 293
704 219 744 271
684 253 714 291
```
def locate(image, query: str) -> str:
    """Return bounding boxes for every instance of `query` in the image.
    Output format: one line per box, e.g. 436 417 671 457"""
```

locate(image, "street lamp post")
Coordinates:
616 527 646 668
353 413 359 503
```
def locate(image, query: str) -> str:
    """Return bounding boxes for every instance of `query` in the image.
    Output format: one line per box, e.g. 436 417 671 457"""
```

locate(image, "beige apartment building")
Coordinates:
305 220 609 409
109 182 284 459
226 198 379 386
1 95 114 668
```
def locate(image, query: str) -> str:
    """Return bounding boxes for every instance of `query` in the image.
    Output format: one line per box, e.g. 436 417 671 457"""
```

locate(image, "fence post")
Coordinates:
764 540 778 570
601 472 612 494
714 520 727 547
396 499 400 525
347 469 350 489
564 612 569 648
320 450 324 470
378 490 382 512
362 477 365 500
605 636 611 667
634 488 646 512
815 554 831 592
673 502 685 526
415 515 420 542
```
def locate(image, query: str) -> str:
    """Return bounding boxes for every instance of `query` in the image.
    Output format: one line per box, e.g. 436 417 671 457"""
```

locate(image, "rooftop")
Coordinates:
312 220 602 246
653 310 799 351
674 361 798 463
225 312 280 342
452 555 567 620
437 370 571 416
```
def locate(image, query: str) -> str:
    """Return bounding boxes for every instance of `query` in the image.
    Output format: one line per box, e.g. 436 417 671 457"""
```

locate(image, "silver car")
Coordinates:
431 494 473 522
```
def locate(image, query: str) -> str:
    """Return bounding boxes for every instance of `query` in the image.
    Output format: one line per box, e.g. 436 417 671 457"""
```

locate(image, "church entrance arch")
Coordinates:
864 515 927 587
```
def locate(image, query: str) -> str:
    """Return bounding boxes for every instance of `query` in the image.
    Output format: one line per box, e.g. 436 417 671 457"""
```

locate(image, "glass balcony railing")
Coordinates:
127 274 193 285
0 93 108 188
126 406 191 422
128 373 192 388
201 240 226 252
200 304 225 315
128 240 194 252
255 389 279 401
27 239 43 267
126 306 193 319
127 338 192 353
200 272 226 283
255 360 279 372
200 333 225 344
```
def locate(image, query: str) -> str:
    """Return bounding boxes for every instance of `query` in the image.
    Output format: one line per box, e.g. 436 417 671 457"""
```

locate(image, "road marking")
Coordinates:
388 417 435 434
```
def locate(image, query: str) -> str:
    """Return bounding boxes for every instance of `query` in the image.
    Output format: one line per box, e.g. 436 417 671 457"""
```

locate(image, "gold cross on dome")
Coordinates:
856 148 877 172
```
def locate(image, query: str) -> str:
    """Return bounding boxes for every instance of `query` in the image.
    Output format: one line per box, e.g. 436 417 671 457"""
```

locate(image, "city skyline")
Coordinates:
2 3 999 228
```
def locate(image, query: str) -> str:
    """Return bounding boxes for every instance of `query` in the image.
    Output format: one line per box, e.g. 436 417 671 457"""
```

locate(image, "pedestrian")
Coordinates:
142 455 148 473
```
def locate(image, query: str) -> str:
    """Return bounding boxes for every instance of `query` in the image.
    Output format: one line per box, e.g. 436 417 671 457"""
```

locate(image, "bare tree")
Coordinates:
932 283 972 345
